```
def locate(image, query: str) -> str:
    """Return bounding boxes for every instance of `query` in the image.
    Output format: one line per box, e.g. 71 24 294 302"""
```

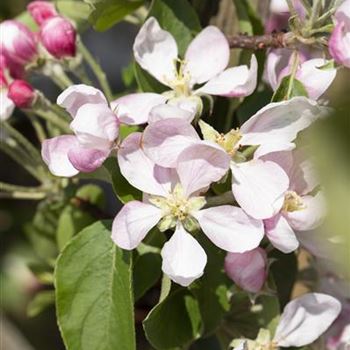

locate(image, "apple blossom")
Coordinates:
112 132 264 286
115 17 257 120
27 1 58 26
0 70 15 121
40 16 77 59
262 150 326 253
265 49 337 100
224 247 267 293
329 0 350 68
42 84 167 176
0 20 38 66
232 293 341 349
142 97 324 219
8 80 36 109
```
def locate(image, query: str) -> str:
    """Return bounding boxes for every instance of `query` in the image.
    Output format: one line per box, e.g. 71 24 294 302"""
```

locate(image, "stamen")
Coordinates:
282 191 305 212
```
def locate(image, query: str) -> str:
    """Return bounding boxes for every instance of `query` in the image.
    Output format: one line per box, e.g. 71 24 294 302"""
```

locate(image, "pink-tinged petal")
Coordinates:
270 0 289 13
253 141 296 159
70 103 119 150
161 224 207 287
195 55 257 97
334 0 350 23
329 22 350 68
167 96 201 115
176 142 230 196
142 118 200 168
284 192 326 231
264 214 299 253
148 104 196 124
0 89 15 121
265 49 290 90
118 132 174 196
274 293 341 347
225 247 267 293
296 59 337 100
193 206 264 253
111 93 167 125
111 201 162 250
240 97 324 150
231 160 289 220
67 145 109 173
133 17 178 86
184 26 230 85
41 135 79 177
289 150 319 195
57 84 108 117
261 151 294 177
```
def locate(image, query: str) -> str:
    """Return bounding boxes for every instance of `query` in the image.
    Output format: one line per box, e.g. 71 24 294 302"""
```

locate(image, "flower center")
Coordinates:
216 128 242 156
169 59 191 97
149 183 206 231
282 191 305 212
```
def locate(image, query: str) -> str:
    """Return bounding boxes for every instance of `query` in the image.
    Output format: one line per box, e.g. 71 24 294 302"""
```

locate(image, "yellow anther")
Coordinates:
282 191 305 212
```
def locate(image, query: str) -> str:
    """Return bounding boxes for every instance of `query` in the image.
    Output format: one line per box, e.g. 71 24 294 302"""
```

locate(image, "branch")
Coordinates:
227 32 293 50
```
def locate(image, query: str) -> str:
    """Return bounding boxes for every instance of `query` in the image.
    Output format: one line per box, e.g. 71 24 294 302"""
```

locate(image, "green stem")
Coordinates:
286 51 300 99
72 65 93 85
224 99 241 133
1 122 42 161
0 188 47 200
205 191 236 207
309 0 323 27
26 113 47 142
78 41 113 101
34 110 71 134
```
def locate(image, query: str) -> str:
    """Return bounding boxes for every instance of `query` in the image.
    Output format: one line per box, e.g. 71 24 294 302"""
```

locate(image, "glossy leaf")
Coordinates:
143 289 202 349
55 220 135 350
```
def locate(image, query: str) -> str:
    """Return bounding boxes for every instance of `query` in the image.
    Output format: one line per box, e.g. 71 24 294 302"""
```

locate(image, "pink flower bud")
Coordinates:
329 22 350 68
27 1 58 26
0 20 38 66
8 80 36 109
0 70 8 88
40 16 76 59
224 247 267 293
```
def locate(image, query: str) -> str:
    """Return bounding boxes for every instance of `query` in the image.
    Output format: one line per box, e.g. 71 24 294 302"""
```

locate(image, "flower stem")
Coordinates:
78 40 113 101
26 113 47 142
34 109 71 134
0 182 48 200
286 50 300 99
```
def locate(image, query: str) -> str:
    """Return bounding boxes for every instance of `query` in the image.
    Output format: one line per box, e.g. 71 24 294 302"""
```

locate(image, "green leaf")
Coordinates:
143 289 202 349
134 62 168 93
55 0 93 30
85 0 143 31
55 220 136 350
27 262 54 285
148 0 201 56
133 252 162 301
16 11 38 31
104 157 142 203
56 184 106 250
27 290 55 317
254 295 280 335
190 235 231 335
272 75 309 102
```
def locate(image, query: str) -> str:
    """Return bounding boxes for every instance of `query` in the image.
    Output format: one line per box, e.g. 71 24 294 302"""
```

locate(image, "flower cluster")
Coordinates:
0 1 77 120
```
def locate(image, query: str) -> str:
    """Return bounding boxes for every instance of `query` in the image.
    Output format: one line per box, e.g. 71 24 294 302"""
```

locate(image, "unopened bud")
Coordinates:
40 16 77 59
0 20 38 66
27 1 58 26
8 80 36 109
224 247 267 293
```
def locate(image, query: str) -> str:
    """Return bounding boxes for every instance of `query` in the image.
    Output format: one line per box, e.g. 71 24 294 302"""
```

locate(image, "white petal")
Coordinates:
264 214 299 253
70 103 119 150
195 55 257 97
284 192 326 231
240 97 325 150
111 201 162 250
57 84 107 117
111 93 167 125
148 104 196 124
184 26 229 85
176 141 230 196
142 118 200 168
231 160 289 220
41 135 79 177
133 17 178 86
118 132 174 196
194 206 264 253
0 89 15 121
297 58 337 100
274 293 342 347
161 224 207 287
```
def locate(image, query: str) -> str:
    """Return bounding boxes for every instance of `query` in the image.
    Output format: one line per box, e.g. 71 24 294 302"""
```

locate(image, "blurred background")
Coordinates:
1 0 349 349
